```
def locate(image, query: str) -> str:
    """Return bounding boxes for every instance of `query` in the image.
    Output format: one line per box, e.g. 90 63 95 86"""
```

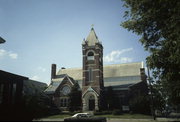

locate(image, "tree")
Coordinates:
121 0 180 108
68 82 81 112
129 82 151 114
152 82 166 112
106 86 120 110
129 94 150 114
22 93 55 119
106 86 115 110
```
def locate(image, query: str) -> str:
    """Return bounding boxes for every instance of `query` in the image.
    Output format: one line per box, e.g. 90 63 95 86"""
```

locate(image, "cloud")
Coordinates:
0 49 18 59
31 75 40 81
38 66 46 72
9 53 18 59
120 57 133 63
103 48 133 63
0 49 6 57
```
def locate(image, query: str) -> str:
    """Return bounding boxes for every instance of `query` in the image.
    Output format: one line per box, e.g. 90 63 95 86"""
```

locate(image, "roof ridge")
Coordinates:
59 67 82 70
58 62 142 71
104 62 142 67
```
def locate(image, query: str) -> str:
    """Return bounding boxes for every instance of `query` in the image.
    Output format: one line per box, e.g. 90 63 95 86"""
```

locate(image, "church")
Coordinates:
45 27 148 112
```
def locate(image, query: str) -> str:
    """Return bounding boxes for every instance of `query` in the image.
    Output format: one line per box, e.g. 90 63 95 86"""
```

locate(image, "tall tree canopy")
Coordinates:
121 0 180 106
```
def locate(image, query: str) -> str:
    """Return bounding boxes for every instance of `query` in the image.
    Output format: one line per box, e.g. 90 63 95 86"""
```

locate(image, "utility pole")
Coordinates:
147 66 156 120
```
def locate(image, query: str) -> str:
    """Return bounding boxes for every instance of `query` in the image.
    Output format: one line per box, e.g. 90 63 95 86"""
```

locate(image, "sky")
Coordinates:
0 0 149 84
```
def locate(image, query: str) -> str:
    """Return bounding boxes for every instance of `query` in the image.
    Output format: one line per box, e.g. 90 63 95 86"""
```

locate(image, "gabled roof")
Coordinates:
56 62 144 87
44 74 77 94
57 68 82 80
44 81 61 94
52 74 66 82
57 62 143 80
86 27 99 46
82 86 99 97
44 74 66 94
103 62 142 77
23 79 47 95
0 70 28 81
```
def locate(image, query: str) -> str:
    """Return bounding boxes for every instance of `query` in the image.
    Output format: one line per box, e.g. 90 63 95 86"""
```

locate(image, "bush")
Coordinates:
129 95 151 115
94 111 112 115
112 109 122 115
69 112 77 116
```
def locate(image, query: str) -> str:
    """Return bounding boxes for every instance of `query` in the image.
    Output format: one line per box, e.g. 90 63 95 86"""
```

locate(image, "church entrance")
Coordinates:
88 95 95 110
89 99 95 110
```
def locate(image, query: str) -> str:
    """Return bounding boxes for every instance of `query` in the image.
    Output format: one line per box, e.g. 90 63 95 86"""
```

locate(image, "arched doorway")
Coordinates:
88 95 95 110
82 91 99 111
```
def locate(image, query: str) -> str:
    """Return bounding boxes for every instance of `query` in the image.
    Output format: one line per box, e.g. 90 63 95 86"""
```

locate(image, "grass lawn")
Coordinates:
96 114 153 119
44 113 153 119
44 114 71 119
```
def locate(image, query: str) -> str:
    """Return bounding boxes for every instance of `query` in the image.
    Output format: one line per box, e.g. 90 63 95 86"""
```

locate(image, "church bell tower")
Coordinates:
82 27 104 111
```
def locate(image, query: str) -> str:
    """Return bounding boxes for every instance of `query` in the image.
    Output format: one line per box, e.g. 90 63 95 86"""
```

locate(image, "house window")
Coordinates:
64 99 67 107
60 98 69 107
0 84 4 104
12 83 16 104
89 68 93 82
60 99 63 107
87 51 94 60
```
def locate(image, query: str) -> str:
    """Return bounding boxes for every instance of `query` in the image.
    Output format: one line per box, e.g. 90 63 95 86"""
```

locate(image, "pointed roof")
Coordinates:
86 27 99 46
82 86 99 97
44 74 78 94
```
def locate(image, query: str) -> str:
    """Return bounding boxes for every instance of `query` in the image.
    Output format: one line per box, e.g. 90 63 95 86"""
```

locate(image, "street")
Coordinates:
35 117 180 122
35 118 156 122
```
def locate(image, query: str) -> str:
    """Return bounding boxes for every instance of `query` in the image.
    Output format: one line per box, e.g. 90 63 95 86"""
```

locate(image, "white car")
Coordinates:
71 113 93 118
64 113 106 122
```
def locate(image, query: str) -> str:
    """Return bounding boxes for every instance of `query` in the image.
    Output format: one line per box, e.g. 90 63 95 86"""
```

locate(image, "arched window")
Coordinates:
89 68 93 82
60 98 69 107
87 51 94 60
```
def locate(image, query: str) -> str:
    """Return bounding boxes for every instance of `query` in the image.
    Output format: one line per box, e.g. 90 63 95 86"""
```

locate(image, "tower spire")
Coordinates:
82 27 104 111
91 24 94 30
85 26 100 46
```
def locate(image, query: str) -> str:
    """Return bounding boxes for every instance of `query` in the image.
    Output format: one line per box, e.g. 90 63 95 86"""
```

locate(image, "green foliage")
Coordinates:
112 109 122 115
68 82 82 112
129 95 151 115
121 0 180 107
0 93 54 120
106 86 114 110
94 111 112 115
151 83 166 112
23 93 53 119
106 86 121 110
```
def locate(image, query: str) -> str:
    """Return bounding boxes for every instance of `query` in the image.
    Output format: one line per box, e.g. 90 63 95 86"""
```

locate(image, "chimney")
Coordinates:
51 64 56 79
140 68 147 82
